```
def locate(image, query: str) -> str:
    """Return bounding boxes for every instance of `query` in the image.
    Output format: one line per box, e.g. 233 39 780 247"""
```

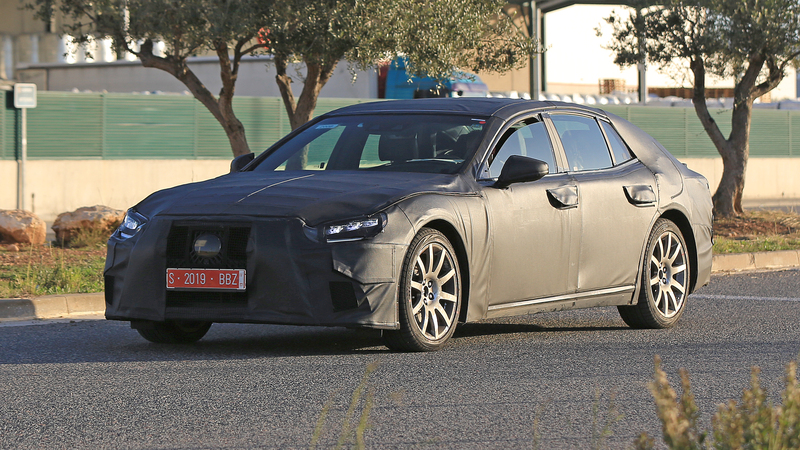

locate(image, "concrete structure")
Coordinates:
0 159 229 222
1 156 798 223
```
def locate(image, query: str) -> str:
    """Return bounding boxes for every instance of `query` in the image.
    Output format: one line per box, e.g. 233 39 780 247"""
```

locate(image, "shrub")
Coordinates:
638 356 800 450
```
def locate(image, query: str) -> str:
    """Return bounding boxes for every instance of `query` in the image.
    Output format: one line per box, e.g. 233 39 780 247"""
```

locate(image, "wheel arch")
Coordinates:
420 219 471 323
659 209 699 294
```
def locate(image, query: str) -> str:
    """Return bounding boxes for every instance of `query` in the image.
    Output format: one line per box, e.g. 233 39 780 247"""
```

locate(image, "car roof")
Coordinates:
326 98 609 121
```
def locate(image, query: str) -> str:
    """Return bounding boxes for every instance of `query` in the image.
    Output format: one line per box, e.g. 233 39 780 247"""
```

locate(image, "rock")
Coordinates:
0 210 46 245
52 205 125 243
3 244 20 252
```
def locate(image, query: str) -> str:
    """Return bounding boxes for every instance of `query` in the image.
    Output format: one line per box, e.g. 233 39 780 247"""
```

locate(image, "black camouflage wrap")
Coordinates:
105 99 712 329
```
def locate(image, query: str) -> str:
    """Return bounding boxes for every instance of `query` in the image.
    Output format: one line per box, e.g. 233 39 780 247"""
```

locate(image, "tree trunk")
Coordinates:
689 55 758 218
137 39 252 157
274 57 338 170
274 57 338 130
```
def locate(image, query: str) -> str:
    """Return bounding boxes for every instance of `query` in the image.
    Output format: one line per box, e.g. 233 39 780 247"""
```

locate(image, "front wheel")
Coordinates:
618 218 691 329
133 320 212 344
384 228 461 352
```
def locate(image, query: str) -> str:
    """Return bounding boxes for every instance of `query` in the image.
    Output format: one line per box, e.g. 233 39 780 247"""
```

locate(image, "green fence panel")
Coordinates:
2 91 20 161
750 109 791 157
792 114 800 157
25 92 103 159
103 94 197 159
627 107 689 156
686 108 731 157
1 91 8 160
4 91 800 160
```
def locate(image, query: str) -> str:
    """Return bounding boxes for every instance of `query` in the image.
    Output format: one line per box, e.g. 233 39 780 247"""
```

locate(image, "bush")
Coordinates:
638 356 800 450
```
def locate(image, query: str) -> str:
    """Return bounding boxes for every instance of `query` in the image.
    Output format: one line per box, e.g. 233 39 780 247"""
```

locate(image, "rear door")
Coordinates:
547 113 657 293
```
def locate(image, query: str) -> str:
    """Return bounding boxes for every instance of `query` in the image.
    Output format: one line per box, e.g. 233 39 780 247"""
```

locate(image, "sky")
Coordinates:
544 5 797 99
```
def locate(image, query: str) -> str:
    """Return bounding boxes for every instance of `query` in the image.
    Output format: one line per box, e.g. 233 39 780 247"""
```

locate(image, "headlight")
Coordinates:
310 213 387 243
115 209 148 239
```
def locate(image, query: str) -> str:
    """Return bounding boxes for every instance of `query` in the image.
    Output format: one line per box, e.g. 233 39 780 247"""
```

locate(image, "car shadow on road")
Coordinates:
453 321 629 339
1 314 630 365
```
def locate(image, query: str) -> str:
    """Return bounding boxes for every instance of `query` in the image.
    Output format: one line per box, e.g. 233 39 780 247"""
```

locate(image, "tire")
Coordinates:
134 320 212 344
384 228 461 352
618 218 690 329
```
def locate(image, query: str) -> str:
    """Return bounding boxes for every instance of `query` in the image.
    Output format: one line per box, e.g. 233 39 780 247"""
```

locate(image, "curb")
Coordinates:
0 251 798 323
0 293 104 322
711 249 800 274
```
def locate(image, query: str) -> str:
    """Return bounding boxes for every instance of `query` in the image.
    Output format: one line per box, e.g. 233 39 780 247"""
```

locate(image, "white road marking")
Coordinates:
692 294 800 302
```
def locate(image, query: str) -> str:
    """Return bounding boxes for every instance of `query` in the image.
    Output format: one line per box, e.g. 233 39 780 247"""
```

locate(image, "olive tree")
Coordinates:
604 0 800 217
30 0 269 157
262 0 537 130
31 0 535 156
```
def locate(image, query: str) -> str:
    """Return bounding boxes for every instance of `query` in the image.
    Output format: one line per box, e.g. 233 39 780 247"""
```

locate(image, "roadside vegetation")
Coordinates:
635 356 800 450
0 228 108 298
712 209 800 254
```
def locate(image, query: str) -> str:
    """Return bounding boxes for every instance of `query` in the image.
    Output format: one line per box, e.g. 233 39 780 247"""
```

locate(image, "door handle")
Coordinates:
623 185 656 205
547 185 579 208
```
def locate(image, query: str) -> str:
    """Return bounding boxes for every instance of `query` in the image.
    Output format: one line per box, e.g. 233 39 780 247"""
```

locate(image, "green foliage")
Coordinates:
638 356 800 450
28 0 266 60
603 0 800 82
603 0 800 217
30 0 537 150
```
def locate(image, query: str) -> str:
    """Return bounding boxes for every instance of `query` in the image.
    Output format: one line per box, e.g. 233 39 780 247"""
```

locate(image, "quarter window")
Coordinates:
600 121 633 164
488 119 556 178
551 115 613 172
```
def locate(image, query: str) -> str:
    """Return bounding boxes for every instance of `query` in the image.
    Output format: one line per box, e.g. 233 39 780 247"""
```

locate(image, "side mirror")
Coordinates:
230 152 255 173
495 155 549 188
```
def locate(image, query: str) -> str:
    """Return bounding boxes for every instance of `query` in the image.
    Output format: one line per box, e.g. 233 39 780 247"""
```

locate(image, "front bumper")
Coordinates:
104 215 402 329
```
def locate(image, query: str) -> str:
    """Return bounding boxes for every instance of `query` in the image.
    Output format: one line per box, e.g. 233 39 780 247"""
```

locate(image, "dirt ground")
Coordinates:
713 210 800 238
0 244 107 269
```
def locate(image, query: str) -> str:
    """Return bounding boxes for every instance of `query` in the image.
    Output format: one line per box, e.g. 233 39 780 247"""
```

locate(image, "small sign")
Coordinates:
14 83 37 109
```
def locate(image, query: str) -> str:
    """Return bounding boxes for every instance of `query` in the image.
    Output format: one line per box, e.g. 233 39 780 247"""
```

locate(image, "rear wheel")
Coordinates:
384 228 461 352
134 320 212 344
618 218 690 329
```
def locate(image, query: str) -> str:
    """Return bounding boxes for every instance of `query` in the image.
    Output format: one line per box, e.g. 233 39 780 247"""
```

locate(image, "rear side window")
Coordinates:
551 115 613 172
601 121 633 164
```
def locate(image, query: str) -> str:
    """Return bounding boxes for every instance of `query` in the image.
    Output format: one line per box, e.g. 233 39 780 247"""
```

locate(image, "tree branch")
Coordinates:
274 55 297 120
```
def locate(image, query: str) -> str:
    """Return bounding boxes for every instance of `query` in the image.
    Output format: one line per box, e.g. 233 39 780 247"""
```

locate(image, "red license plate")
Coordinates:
166 268 246 291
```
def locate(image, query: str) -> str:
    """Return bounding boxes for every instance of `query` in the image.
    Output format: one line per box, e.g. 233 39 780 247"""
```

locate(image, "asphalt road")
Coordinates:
1 269 799 449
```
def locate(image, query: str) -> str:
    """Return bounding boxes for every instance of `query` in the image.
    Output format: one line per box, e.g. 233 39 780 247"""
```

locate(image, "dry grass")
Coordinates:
0 227 109 299
635 356 800 450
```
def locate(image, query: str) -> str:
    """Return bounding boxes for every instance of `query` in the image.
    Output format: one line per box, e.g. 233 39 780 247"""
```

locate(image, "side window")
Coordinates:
551 115 613 172
600 121 633 164
488 119 556 178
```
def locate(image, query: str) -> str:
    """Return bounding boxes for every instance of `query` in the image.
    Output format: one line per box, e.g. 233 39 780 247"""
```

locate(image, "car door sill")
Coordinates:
488 285 636 311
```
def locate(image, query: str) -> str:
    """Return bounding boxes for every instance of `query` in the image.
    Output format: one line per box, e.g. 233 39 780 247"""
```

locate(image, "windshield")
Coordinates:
252 114 488 174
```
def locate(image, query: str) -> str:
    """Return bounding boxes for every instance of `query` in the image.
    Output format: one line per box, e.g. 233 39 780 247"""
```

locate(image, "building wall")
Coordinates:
18 57 378 98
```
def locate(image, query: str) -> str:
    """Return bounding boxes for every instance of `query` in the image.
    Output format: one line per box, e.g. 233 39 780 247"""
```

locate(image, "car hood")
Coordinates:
134 170 474 226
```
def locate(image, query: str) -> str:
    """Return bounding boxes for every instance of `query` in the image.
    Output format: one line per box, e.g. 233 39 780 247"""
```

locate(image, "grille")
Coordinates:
165 222 251 309
166 223 250 269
